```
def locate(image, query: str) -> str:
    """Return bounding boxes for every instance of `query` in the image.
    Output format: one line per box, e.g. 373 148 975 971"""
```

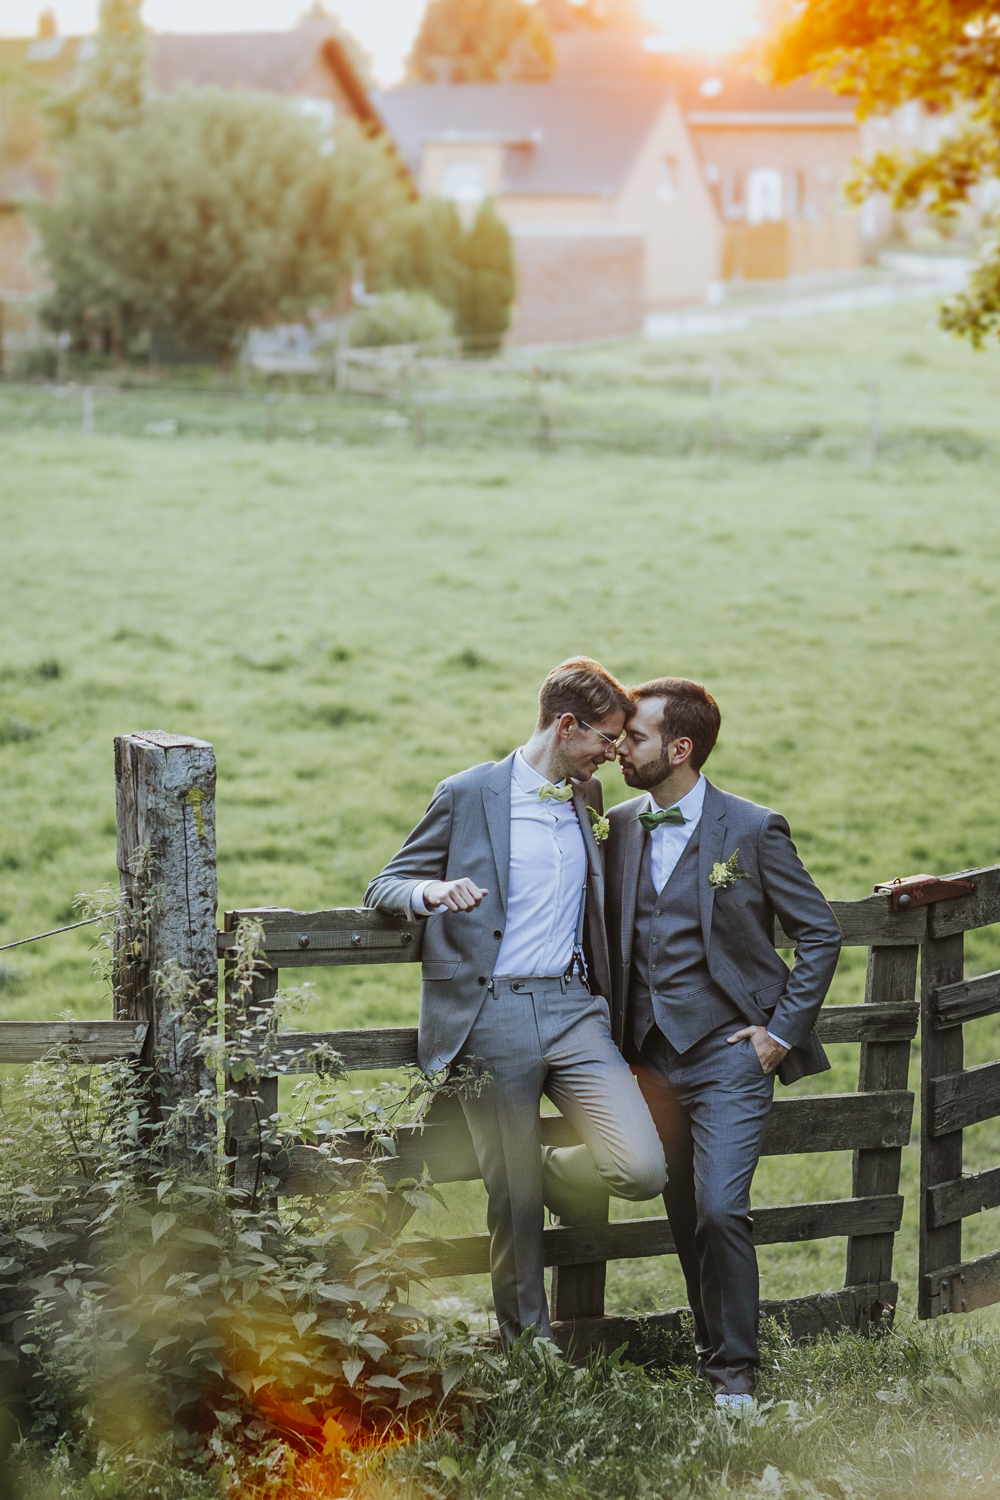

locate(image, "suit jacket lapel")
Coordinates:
572 788 601 883
482 754 514 912
698 778 727 953
620 805 645 981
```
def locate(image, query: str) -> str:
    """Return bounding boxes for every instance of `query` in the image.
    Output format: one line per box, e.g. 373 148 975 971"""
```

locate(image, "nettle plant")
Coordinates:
0 906 491 1483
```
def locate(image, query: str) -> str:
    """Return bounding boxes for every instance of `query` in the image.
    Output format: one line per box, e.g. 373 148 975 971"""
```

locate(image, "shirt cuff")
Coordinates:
410 881 436 917
767 1029 791 1052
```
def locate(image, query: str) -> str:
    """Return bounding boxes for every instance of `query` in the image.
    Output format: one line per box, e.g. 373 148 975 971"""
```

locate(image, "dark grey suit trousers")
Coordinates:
635 1021 774 1395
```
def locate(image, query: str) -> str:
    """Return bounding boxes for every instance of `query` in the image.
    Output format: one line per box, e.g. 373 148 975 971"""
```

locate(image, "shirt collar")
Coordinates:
513 747 569 795
646 773 706 820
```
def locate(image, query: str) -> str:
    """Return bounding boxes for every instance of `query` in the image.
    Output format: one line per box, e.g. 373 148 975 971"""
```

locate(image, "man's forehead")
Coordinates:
627 696 665 724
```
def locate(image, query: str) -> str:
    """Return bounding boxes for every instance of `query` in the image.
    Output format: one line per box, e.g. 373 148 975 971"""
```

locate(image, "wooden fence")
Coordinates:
3 730 1000 1355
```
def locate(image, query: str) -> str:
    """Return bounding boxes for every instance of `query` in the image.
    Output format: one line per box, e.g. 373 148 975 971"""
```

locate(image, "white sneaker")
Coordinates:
715 1392 754 1412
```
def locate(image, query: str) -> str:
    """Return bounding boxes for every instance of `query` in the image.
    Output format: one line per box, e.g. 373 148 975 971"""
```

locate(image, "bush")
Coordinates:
347 291 455 352
0 916 483 1490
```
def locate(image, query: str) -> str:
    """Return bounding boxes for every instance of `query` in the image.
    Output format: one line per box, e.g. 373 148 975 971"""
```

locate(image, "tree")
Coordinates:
377 195 517 354
47 0 147 139
455 200 516 353
35 91 407 360
538 0 646 29
765 0 1000 346
407 0 556 82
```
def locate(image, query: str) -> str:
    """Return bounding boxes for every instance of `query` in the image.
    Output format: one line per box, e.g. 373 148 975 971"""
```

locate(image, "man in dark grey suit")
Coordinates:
365 658 666 1344
605 677 841 1406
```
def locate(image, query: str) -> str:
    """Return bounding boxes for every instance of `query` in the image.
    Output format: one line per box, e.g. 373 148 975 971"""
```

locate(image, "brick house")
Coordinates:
374 32 866 343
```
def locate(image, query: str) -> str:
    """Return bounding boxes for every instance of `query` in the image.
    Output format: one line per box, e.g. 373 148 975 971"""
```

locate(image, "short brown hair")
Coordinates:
631 677 721 769
537 657 633 730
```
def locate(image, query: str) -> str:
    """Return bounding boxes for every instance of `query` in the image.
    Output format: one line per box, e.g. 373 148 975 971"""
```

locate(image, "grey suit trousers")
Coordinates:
635 1022 774 1394
457 975 666 1343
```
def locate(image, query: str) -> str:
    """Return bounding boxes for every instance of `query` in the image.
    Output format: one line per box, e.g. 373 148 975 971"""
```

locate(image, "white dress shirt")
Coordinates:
411 749 587 978
644 775 790 1054
646 774 706 894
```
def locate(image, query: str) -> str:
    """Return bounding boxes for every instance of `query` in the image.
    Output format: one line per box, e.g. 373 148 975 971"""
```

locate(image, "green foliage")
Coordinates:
348 291 455 351
407 0 554 83
369 1321 1000 1500
454 202 516 355
765 0 1000 347
0 916 481 1477
46 0 148 139
377 196 515 355
35 92 406 359
378 197 467 313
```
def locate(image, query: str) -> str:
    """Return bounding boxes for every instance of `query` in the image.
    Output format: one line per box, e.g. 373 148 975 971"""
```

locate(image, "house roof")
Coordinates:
552 32 856 121
373 81 673 198
149 28 379 124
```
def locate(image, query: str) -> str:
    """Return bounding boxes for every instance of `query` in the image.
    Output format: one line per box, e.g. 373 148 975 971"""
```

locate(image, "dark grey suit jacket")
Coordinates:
605 779 841 1085
364 752 609 1075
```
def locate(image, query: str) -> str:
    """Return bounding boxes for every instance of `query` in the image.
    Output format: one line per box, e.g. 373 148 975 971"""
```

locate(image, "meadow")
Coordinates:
3 297 1000 1338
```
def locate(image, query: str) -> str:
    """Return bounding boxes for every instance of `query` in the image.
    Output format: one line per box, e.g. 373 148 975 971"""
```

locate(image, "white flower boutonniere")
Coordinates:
709 848 748 890
586 806 610 844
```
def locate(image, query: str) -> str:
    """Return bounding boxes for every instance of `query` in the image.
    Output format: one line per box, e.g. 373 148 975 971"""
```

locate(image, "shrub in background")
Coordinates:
378 197 516 357
348 291 455 351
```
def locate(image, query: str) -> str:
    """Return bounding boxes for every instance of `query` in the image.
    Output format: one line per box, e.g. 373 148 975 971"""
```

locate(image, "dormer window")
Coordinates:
441 159 487 206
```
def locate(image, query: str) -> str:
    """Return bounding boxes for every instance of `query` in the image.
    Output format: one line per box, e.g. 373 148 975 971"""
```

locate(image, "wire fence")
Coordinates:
0 360 993 463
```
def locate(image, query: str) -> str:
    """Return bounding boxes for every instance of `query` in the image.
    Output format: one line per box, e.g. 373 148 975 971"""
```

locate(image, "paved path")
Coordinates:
645 260 971 341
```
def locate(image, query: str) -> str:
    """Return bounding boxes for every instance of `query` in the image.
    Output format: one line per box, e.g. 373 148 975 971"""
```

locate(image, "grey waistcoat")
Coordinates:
631 829 742 1055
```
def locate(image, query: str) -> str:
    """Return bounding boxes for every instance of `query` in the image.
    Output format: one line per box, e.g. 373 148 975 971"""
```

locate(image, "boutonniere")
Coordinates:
709 848 748 890
586 805 610 844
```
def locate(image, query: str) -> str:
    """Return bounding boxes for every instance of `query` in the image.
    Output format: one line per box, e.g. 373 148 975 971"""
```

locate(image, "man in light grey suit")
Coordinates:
605 677 841 1406
365 658 666 1344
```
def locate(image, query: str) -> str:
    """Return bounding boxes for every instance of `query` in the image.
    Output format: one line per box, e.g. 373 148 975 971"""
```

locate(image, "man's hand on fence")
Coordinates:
423 878 489 912
727 1025 788 1075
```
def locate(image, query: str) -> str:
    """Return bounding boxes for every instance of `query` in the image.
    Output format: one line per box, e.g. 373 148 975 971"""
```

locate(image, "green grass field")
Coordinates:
4 298 1000 1331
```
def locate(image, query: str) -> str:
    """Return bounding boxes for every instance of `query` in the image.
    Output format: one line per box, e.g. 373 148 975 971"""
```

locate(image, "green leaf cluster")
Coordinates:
0 923 482 1476
765 0 1000 346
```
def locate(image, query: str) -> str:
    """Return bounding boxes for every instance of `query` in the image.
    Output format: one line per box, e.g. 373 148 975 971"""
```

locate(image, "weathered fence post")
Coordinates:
919 930 965 1317
114 731 218 1142
845 944 918 1314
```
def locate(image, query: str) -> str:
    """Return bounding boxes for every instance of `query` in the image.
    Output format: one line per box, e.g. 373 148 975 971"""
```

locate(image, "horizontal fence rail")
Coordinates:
0 378 992 465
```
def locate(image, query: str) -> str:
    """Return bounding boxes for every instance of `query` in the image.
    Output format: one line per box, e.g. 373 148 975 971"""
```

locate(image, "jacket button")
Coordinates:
494 930 503 940
478 976 487 985
654 910 662 918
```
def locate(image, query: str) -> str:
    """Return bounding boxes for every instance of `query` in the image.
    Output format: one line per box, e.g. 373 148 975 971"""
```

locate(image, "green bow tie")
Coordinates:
637 806 687 831
538 781 575 803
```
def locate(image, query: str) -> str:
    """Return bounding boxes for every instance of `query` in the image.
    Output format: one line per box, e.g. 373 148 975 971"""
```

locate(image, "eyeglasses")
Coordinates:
579 719 627 750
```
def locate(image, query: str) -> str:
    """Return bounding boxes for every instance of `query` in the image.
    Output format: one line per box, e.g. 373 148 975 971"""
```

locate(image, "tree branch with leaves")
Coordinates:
764 0 1000 344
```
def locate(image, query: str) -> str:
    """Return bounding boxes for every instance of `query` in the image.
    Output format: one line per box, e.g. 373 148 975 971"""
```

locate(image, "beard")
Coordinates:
620 745 673 790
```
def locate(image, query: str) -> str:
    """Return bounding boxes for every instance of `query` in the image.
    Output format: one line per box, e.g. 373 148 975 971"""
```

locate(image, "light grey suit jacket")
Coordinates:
364 752 609 1075
605 779 842 1086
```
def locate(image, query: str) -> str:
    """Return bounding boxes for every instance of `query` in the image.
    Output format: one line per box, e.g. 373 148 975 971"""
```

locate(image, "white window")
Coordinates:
658 155 678 202
747 167 784 225
441 159 487 206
